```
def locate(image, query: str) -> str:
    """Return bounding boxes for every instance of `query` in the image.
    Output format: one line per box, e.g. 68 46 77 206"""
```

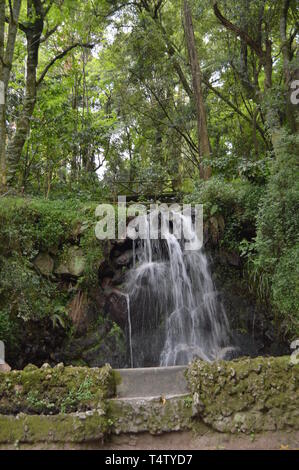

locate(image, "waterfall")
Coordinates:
125 210 231 367
124 293 134 368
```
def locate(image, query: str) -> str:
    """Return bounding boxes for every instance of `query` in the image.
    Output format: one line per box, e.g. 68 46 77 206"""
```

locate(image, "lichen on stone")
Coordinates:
186 356 299 434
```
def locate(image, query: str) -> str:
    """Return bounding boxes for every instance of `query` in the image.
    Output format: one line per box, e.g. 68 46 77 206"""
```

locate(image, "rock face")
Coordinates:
53 321 126 369
109 396 193 435
67 291 89 334
33 253 54 276
0 412 109 445
55 246 86 277
104 290 128 329
33 246 87 279
210 253 289 357
5 210 288 371
115 250 133 267
187 356 299 434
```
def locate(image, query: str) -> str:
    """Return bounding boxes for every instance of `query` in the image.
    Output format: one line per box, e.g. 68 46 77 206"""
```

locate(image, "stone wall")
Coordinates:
0 357 298 447
0 363 115 415
187 356 299 433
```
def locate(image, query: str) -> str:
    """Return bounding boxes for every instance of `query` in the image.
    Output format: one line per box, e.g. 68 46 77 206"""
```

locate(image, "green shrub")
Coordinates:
272 245 299 336
185 176 262 250
0 308 15 345
249 130 299 337
0 254 69 344
0 197 104 349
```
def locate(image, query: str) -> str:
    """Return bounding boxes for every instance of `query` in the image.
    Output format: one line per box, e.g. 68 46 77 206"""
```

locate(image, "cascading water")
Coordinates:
125 210 231 367
124 293 134 368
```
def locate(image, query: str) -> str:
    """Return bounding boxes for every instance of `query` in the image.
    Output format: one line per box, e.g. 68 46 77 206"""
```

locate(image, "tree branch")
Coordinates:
36 43 94 87
203 78 270 148
40 24 59 43
212 1 264 58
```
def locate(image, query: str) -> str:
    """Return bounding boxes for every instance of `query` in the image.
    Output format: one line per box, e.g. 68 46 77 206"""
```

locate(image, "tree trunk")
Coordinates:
0 0 22 191
0 1 7 191
280 0 297 132
0 97 6 191
182 0 211 180
7 10 44 183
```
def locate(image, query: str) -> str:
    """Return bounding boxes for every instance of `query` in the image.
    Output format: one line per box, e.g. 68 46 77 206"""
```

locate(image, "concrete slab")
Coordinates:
115 365 188 398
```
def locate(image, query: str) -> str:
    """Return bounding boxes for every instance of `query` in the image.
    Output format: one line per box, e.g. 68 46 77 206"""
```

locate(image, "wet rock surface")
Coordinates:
210 253 289 358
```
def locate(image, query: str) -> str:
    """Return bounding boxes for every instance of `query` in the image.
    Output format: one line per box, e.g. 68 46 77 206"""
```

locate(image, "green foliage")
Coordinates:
0 308 14 346
183 396 193 409
0 0 298 348
185 177 262 250
248 131 299 336
272 245 299 336
0 197 84 256
107 322 126 353
0 364 115 414
0 197 104 347
78 225 104 289
60 377 93 413
0 255 66 323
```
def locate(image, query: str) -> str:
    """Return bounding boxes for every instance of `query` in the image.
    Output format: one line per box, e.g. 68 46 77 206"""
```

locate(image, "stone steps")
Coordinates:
115 365 188 398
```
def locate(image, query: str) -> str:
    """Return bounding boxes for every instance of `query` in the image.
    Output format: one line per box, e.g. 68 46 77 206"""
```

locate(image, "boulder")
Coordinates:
34 252 54 276
55 246 86 277
68 247 86 276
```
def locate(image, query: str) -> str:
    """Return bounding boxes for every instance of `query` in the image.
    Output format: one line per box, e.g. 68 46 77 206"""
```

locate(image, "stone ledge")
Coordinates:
0 411 108 445
0 395 194 444
108 394 193 435
115 366 188 398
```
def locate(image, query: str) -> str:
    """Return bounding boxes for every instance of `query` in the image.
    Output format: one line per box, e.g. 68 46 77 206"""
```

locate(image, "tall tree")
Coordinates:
182 0 211 179
6 0 55 182
279 0 298 133
212 0 298 136
6 0 94 184
0 0 22 191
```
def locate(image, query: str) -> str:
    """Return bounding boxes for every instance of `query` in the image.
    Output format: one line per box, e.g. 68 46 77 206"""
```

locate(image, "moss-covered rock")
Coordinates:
0 364 116 414
33 253 54 276
0 411 109 444
186 356 299 434
55 246 86 277
108 395 194 435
